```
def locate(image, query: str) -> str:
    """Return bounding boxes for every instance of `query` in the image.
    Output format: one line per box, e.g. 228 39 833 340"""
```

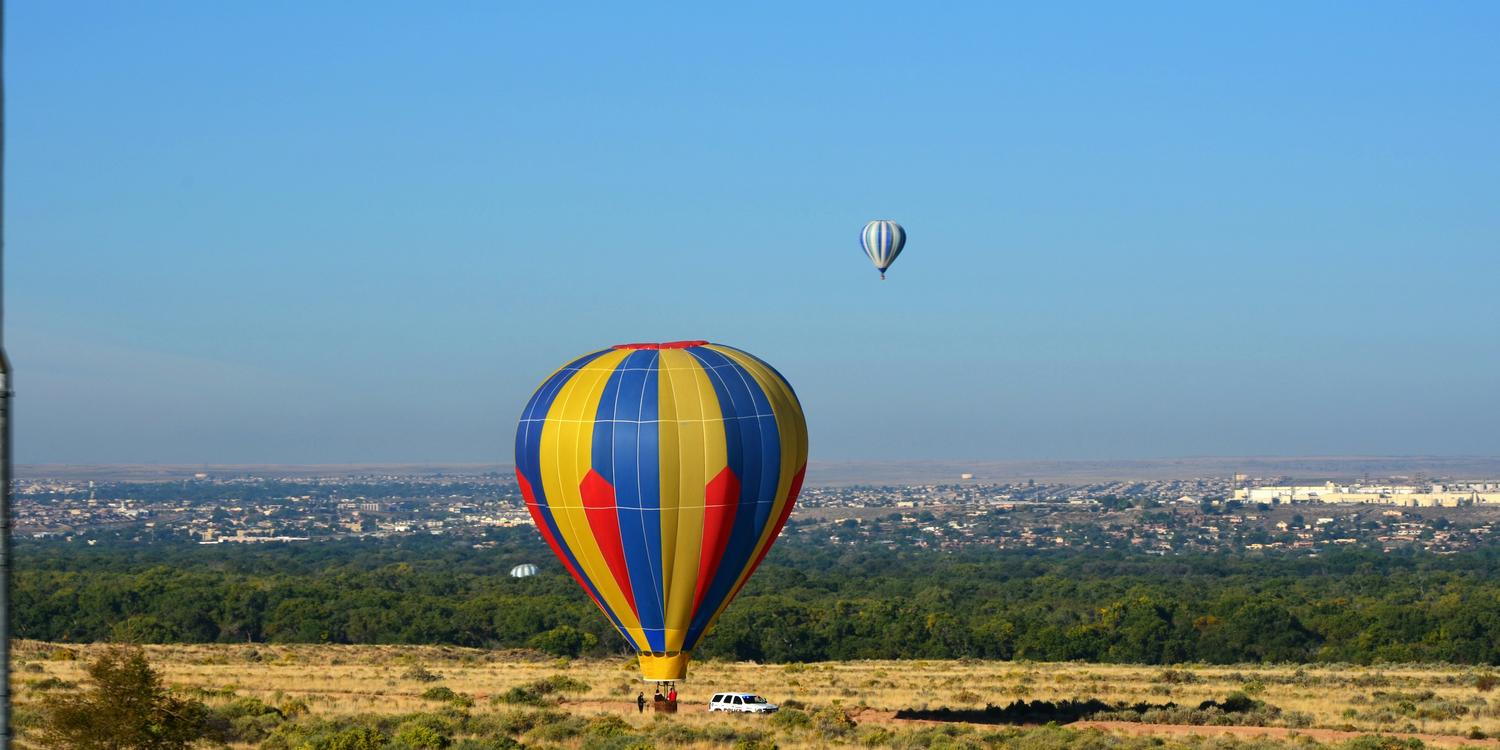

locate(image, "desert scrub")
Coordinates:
524 712 588 743
420 685 475 707
403 664 444 682
494 673 590 706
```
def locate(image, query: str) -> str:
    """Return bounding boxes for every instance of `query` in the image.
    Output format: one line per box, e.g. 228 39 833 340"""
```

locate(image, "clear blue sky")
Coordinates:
9 2 1498 464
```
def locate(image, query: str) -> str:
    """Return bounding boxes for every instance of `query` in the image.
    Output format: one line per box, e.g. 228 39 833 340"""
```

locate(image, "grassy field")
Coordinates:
12 640 1500 749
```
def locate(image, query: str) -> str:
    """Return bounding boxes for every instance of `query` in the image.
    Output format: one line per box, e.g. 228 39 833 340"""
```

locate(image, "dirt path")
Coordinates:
563 699 705 715
563 701 1497 748
1071 721 1499 749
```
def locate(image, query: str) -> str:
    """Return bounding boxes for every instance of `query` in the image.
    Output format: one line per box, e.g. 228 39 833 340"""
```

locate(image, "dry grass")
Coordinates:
11 640 1500 748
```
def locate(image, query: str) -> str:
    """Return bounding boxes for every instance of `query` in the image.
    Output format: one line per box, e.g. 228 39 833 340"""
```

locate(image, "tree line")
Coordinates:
16 532 1500 664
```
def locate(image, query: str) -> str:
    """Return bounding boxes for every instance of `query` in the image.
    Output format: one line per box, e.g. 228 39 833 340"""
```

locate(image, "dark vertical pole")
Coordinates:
0 0 12 746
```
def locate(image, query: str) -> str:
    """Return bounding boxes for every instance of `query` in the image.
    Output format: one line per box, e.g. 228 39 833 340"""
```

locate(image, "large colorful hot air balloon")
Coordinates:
861 220 906 280
514 341 808 684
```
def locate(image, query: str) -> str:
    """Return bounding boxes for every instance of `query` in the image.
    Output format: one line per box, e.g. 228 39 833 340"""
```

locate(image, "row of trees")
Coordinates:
16 532 1500 664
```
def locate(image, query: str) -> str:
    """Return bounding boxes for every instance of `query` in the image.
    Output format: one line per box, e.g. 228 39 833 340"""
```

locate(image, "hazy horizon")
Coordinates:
11 2 1498 464
18 454 1500 487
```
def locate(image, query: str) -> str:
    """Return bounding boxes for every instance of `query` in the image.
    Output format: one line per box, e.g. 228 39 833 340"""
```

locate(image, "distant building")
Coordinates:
1235 482 1499 507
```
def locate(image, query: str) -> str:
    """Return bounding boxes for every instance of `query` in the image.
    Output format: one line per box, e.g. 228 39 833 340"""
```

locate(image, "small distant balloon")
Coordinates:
860 220 906 280
510 563 539 578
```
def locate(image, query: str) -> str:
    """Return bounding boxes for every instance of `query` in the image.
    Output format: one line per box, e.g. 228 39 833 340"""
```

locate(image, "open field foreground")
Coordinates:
13 641 1500 749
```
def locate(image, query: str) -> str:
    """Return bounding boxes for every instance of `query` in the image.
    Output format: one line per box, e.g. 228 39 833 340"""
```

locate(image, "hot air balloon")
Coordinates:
510 563 539 578
861 220 906 280
514 341 808 687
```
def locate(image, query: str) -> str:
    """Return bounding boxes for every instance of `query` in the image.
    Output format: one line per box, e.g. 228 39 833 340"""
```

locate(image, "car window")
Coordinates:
750 696 766 703
712 694 723 702
732 696 743 705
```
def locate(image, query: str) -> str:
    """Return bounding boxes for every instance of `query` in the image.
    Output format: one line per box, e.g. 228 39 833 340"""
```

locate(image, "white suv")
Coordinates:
709 693 779 714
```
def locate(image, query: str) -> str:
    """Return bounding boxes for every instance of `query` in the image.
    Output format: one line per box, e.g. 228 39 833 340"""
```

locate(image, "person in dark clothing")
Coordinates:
636 692 646 713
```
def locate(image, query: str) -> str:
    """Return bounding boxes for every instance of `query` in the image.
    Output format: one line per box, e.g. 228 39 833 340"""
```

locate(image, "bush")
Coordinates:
527 713 587 742
1338 736 1425 750
452 740 521 750
495 674 589 706
493 708 568 735
537 674 590 693
1156 669 1200 684
771 707 812 730
37 646 212 750
497 684 554 707
419 686 473 707
734 739 778 750
403 665 443 683
585 714 634 738
812 706 858 740
393 719 451 749
27 676 76 691
322 726 388 750
528 625 598 657
213 696 287 743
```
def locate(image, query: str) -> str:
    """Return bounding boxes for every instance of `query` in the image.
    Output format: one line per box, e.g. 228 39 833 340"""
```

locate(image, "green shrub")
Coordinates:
323 726 388 750
418 686 472 706
812 705 857 740
586 714 634 738
219 695 285 720
527 625 598 657
451 740 522 750
1337 736 1425 750
495 674 588 706
536 674 591 694
37 646 212 750
493 708 566 735
771 707 812 730
1156 669 1200 684
403 665 443 683
27 676 76 691
497 685 553 707
281 697 312 717
393 719 450 750
526 713 587 742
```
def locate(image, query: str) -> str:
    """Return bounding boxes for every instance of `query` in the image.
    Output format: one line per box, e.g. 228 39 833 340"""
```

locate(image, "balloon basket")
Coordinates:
651 679 679 713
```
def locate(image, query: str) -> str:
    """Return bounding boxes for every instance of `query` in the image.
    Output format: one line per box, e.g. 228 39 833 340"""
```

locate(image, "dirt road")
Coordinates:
1069 721 1498 749
562 702 1498 748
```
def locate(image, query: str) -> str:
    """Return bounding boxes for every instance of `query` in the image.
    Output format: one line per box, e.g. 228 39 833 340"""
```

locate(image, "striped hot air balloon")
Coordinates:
860 219 906 280
509 563 539 578
514 341 808 684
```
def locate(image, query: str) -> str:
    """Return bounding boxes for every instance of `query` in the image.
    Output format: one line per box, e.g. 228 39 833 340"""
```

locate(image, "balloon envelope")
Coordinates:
509 564 539 578
860 220 906 278
515 341 808 681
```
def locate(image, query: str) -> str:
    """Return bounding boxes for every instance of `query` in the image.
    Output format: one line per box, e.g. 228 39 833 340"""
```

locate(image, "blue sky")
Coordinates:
9 2 1498 464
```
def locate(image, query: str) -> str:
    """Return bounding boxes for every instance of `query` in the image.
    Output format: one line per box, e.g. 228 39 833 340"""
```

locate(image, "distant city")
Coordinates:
13 469 1500 556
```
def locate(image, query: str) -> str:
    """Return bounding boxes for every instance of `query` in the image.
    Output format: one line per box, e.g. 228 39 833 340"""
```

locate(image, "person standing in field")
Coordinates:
636 692 646 713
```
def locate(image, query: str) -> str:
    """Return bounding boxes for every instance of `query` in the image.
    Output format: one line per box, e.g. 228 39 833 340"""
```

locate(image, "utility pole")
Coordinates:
0 0 13 746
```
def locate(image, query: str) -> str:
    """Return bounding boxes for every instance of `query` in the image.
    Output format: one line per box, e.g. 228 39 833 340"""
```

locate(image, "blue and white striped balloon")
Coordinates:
860 220 906 280
510 563 539 578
